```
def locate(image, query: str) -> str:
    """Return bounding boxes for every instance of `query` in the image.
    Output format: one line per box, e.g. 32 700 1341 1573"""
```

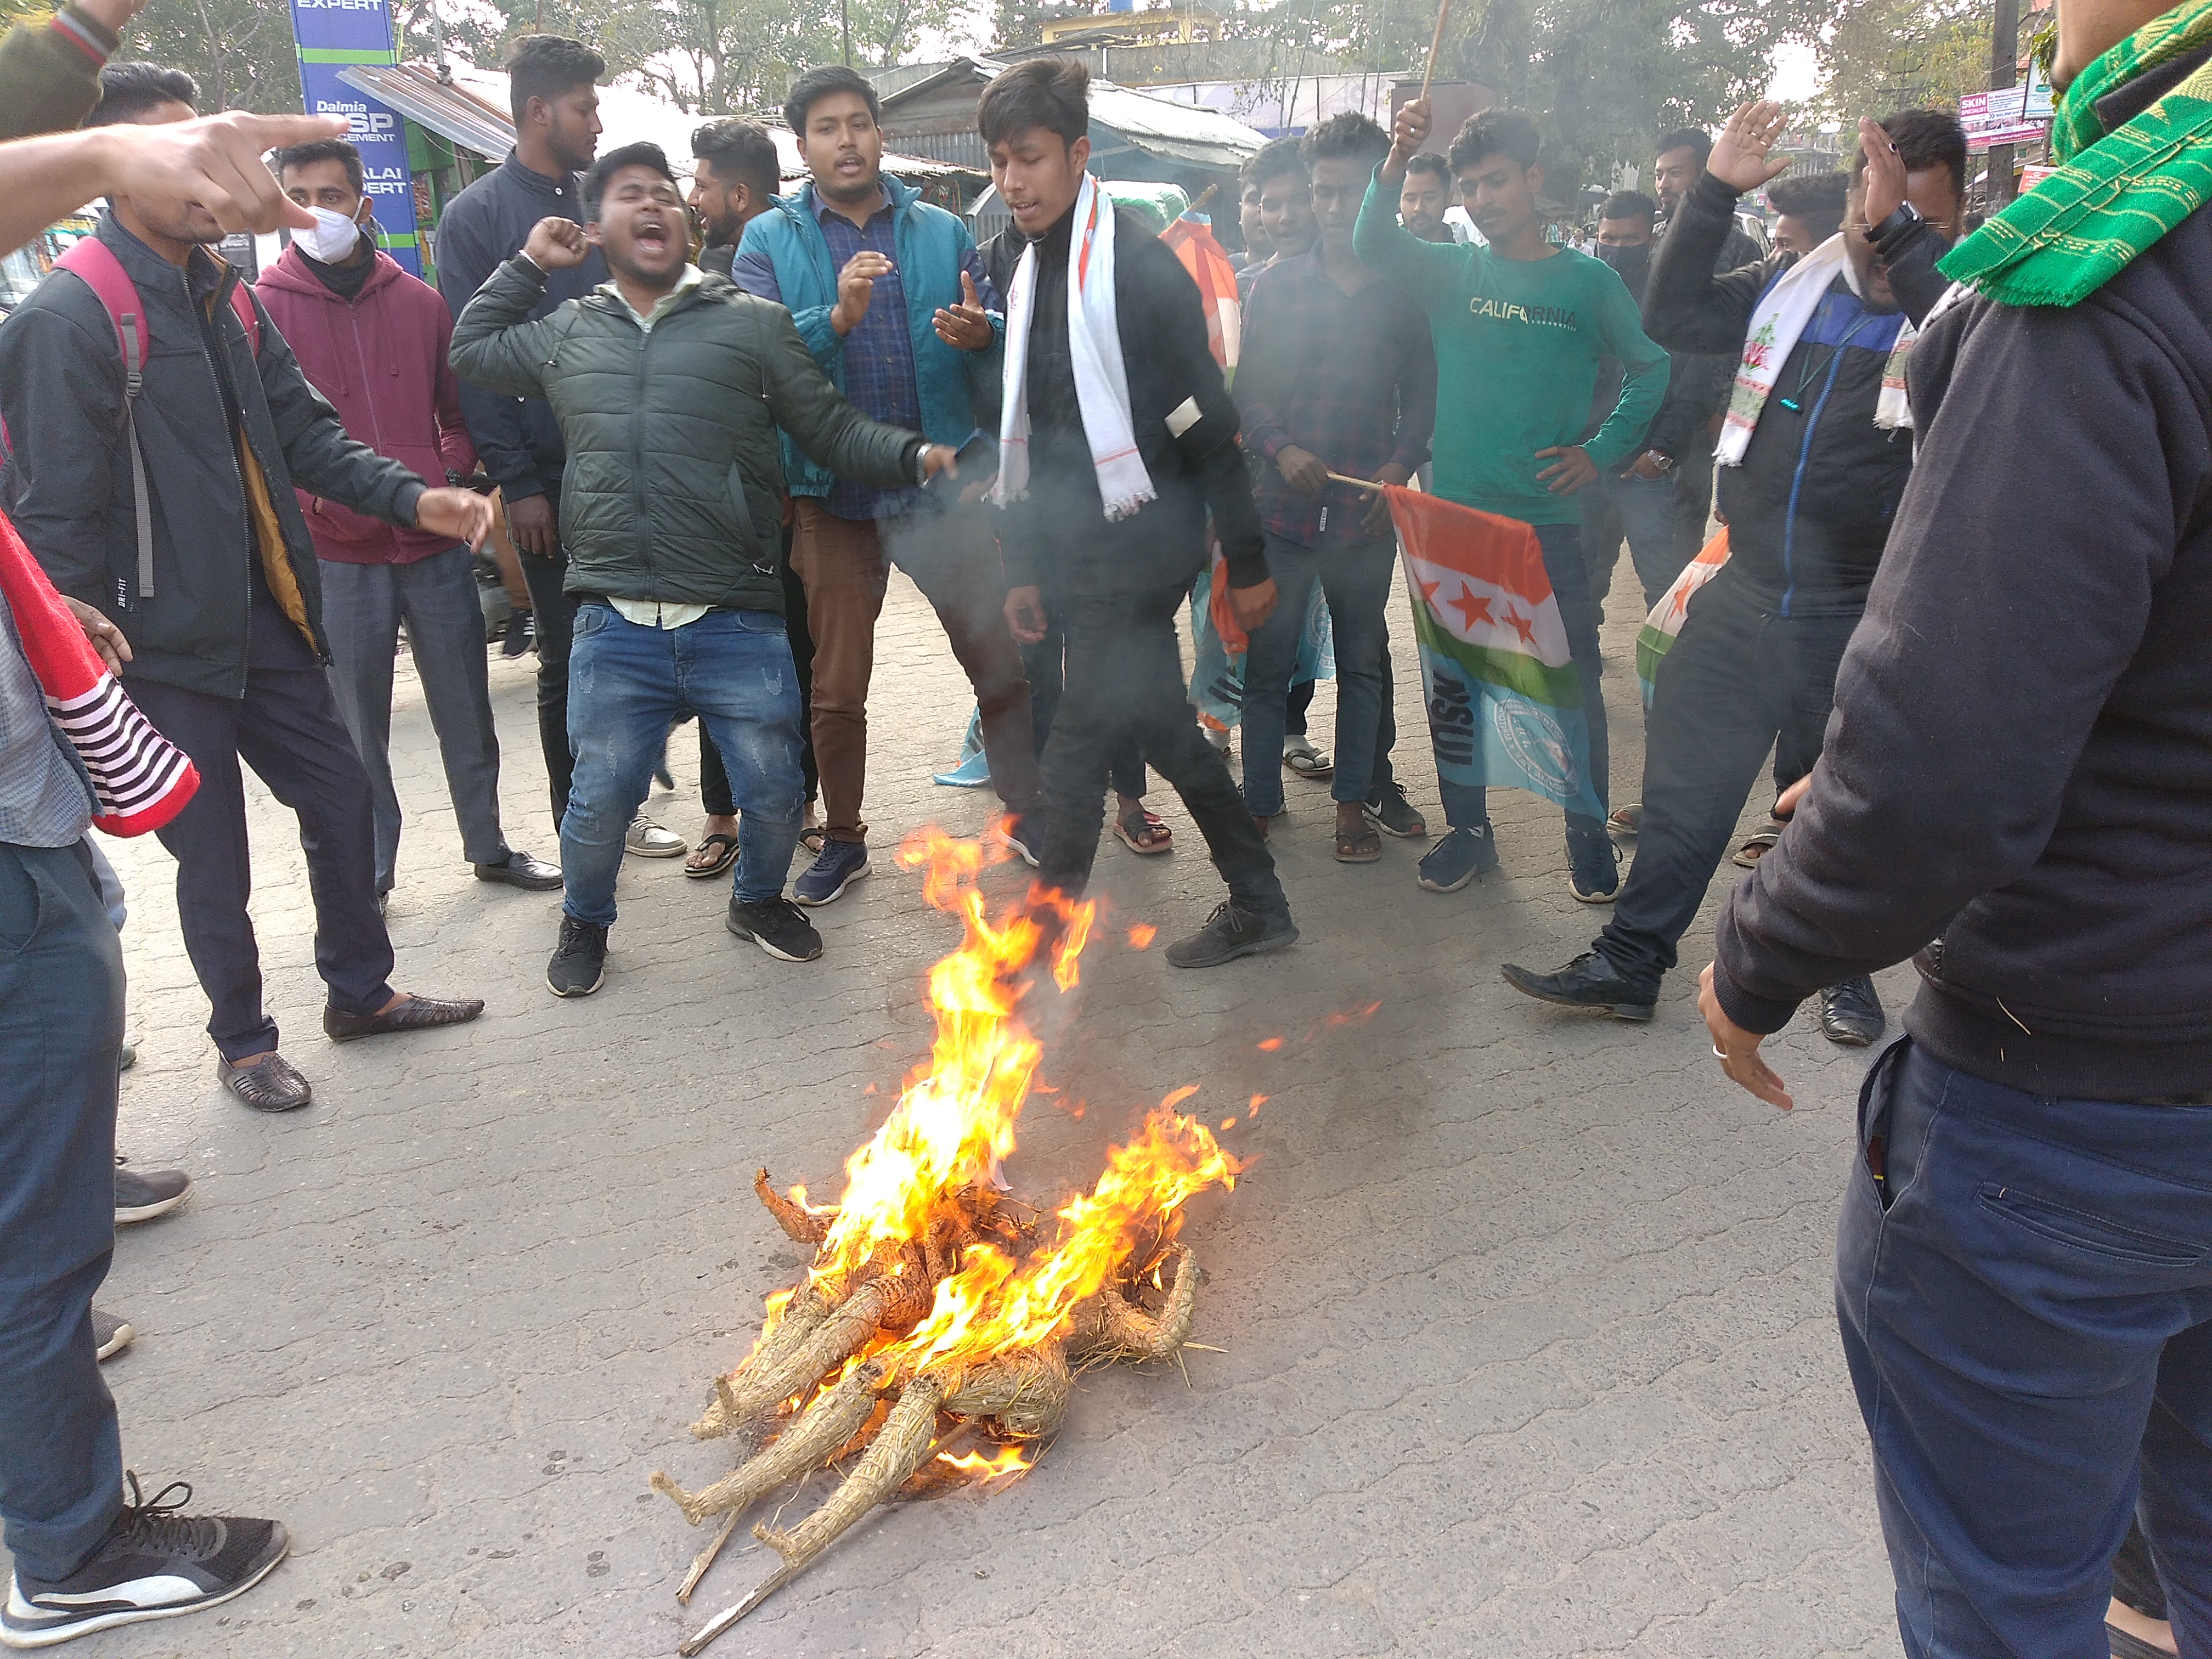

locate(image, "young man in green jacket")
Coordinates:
1354 101 1668 901
451 143 955 996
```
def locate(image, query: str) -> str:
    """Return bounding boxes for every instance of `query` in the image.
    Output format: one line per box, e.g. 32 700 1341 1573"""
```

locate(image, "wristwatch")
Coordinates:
1867 200 1925 244
1643 450 1675 473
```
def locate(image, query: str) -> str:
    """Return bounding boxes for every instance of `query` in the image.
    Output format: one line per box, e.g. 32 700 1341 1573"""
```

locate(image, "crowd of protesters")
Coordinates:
0 0 2208 1652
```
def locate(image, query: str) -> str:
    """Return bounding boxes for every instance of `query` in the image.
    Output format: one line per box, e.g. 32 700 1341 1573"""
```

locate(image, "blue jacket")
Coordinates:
732 174 996 498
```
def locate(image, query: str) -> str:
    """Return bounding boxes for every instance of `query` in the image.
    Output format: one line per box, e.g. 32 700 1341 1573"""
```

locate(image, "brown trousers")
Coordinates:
791 499 1041 843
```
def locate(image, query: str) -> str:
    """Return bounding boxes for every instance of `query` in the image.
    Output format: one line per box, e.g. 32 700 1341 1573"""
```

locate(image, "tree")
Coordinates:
135 0 309 112
1813 0 2023 122
1231 0 1830 194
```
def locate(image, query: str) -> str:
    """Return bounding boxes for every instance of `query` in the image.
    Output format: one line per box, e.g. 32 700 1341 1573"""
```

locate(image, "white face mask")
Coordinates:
295 205 364 263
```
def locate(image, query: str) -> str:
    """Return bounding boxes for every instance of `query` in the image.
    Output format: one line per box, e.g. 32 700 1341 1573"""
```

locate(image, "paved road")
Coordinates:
35 566 1908 1657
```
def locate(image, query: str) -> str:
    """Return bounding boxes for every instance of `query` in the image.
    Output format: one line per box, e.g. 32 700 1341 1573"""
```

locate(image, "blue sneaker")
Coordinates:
793 838 870 906
1567 823 1622 904
1415 824 1499 893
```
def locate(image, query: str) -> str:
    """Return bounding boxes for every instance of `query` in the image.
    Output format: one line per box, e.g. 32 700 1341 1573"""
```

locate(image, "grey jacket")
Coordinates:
0 215 427 698
450 257 922 614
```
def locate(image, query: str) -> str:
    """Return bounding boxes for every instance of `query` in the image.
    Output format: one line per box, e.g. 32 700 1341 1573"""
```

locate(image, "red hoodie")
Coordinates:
255 245 477 564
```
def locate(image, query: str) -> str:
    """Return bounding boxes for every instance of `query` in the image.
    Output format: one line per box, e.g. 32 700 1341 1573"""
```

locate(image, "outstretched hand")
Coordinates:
1700 963 1795 1111
932 269 993 351
1708 100 1793 195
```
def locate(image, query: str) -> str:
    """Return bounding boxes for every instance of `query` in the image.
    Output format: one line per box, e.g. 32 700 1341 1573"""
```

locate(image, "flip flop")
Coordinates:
1607 802 1641 839
1284 739 1334 780
1335 825 1383 863
800 827 827 856
684 832 739 879
1114 807 1173 855
1732 820 1782 868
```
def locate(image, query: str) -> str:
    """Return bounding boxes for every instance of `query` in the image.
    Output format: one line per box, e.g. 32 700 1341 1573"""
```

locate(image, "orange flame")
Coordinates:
935 1445 1031 1482
1127 923 1157 950
799 830 1238 1365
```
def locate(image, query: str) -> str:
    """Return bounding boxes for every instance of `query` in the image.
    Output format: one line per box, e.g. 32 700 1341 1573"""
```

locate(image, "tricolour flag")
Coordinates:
1635 528 1729 707
1160 212 1242 375
1382 486 1603 817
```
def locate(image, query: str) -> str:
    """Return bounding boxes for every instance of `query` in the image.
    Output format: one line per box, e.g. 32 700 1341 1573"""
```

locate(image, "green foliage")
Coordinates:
1813 0 2005 122
134 0 312 112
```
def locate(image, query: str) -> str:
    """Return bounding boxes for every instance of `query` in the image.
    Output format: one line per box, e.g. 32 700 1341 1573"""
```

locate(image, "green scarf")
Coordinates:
1939 0 2212 306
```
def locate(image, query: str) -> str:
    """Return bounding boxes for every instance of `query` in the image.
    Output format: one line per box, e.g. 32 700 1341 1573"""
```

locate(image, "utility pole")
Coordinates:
1987 0 2021 207
841 0 852 64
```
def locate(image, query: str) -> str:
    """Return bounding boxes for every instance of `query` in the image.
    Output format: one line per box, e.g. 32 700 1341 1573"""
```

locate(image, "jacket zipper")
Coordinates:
1778 303 1883 619
183 263 255 696
630 309 654 595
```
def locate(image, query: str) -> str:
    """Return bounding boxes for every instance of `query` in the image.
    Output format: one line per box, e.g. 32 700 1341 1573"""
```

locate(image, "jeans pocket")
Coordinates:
1976 1182 2205 1266
1855 1035 1909 1211
0 849 46 953
571 602 613 640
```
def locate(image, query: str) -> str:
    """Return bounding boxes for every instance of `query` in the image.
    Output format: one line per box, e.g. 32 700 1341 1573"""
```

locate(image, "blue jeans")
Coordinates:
1602 469 1690 611
0 842 125 1584
1241 534 1397 817
1436 519 1609 834
561 605 803 924
1841 1039 2212 1657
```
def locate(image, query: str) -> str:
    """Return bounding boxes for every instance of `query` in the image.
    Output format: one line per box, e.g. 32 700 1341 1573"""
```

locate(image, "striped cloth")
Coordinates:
0 509 197 835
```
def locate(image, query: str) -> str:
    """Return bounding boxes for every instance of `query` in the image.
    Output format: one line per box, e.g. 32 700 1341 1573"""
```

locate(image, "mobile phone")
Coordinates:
923 428 999 503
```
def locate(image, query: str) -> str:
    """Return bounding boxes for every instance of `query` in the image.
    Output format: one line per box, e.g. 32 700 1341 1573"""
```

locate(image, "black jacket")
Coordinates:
433 152 608 504
981 206 1263 597
0 216 426 697
1644 171 1949 616
1713 50 2212 1099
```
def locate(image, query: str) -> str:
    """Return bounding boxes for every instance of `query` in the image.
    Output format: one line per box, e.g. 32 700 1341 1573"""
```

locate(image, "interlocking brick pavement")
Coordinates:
25 561 1912 1657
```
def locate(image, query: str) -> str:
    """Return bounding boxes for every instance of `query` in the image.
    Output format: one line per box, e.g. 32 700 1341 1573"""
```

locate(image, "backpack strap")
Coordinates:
228 281 260 356
54 237 157 607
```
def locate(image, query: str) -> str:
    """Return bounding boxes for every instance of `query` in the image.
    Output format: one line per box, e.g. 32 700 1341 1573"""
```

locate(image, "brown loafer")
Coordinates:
219 1053 314 1113
322 994 486 1042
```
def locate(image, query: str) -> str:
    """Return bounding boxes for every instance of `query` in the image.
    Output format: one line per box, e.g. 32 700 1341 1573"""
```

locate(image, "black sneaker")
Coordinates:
1567 823 1622 904
114 1165 191 1225
546 916 608 998
1499 951 1656 1022
727 896 824 963
2 1476 288 1649
1363 782 1427 838
1164 900 1298 968
1818 975 1887 1047
92 1310 134 1363
993 811 1042 868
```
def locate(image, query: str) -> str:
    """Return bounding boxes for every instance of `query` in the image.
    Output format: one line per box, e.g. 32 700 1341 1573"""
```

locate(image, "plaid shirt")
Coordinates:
1235 251 1437 548
810 196 997 523
0 605 94 848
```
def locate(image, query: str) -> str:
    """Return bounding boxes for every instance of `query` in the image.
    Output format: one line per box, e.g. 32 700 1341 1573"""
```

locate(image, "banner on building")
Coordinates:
287 0 422 275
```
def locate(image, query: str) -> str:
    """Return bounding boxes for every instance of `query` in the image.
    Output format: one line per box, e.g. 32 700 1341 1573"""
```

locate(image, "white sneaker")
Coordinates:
625 815 687 857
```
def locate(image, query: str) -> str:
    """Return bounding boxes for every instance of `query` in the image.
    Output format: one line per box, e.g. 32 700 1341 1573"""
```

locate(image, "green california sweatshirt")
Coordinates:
1352 168 1668 526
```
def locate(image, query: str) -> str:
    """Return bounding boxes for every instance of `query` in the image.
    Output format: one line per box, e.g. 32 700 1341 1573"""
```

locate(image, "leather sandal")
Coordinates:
1113 806 1173 855
1335 825 1383 863
219 1053 313 1113
322 994 486 1042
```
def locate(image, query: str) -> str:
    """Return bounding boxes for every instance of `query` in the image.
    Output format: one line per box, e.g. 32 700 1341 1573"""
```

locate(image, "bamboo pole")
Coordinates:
1418 0 1455 102
1326 471 1386 493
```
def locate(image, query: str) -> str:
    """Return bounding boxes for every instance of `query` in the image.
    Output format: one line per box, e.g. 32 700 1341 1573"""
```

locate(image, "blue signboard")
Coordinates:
287 0 422 275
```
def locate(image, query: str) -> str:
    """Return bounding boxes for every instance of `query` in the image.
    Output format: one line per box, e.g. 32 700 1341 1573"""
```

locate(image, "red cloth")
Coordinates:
1160 215 1242 374
0 510 197 835
255 246 478 564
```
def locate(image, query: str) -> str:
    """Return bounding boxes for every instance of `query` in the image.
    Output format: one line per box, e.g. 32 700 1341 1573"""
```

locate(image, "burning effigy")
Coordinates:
654 829 1240 1652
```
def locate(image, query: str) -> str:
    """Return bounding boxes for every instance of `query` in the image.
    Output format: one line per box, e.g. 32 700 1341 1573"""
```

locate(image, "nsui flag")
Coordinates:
1381 486 1604 818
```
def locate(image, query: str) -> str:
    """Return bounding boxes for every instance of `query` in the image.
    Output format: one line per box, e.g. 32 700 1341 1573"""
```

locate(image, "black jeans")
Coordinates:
1594 571 1857 995
0 840 125 1584
1673 445 1716 567
702 533 816 814
129 607 396 1059
1022 627 1144 800
515 487 578 833
1036 583 1284 914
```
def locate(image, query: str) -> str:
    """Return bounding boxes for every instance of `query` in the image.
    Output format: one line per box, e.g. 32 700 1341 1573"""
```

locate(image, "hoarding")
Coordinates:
287 0 423 275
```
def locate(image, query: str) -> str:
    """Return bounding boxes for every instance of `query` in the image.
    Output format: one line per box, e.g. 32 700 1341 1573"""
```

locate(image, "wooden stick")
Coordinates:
675 1510 742 1605
1188 182 1218 212
1418 0 1455 101
1325 471 1386 493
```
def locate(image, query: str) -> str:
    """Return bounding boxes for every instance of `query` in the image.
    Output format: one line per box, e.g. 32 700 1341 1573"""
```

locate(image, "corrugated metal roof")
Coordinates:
879 55 1267 170
342 63 978 183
